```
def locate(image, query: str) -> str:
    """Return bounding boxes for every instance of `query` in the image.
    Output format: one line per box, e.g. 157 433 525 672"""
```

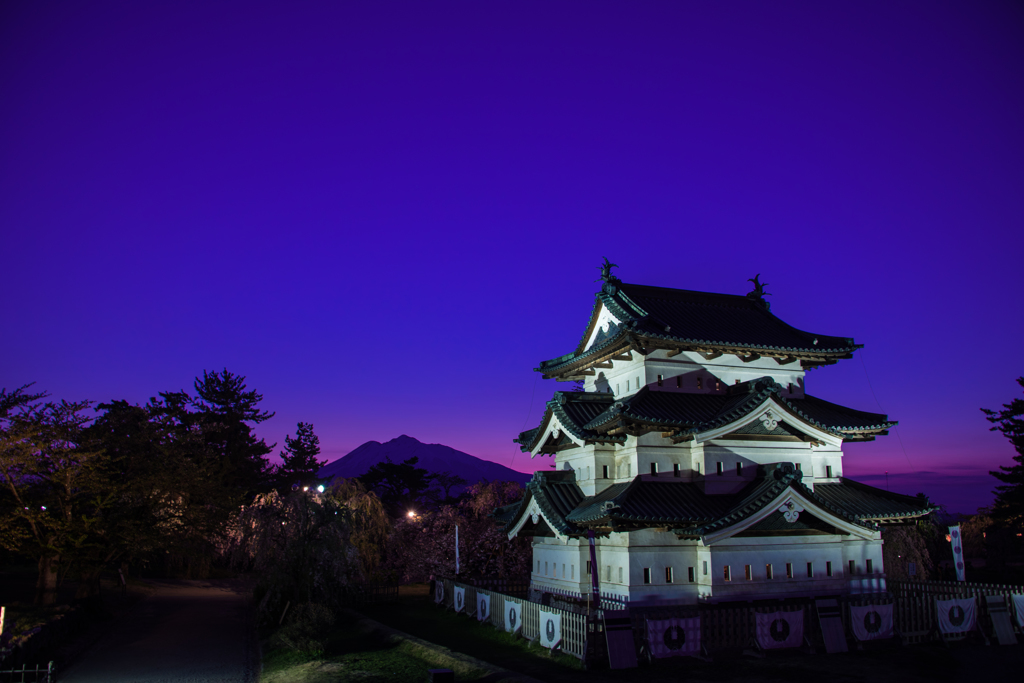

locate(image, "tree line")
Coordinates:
0 370 329 604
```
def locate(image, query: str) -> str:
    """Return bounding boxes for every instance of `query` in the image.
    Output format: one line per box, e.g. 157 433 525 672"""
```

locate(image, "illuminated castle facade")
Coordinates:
493 264 933 604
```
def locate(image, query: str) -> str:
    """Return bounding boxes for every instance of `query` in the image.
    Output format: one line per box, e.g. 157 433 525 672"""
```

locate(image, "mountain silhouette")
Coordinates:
318 435 531 489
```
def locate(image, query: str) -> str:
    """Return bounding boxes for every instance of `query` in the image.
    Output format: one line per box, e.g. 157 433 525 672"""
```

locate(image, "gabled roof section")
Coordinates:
496 465 933 540
576 378 895 442
538 280 860 379
514 391 626 453
813 478 937 522
498 470 586 537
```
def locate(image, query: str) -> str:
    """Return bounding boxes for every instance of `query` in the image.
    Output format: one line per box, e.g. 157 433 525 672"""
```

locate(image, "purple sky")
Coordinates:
2 2 1022 515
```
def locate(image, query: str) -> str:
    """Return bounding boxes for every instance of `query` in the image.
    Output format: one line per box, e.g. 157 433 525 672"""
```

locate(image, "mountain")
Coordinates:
318 435 532 488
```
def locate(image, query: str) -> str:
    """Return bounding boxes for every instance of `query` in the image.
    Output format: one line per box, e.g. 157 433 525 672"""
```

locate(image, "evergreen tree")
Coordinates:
983 376 1024 527
278 422 325 490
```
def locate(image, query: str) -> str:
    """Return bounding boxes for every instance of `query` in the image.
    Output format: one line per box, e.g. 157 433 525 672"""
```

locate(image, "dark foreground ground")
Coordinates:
356 586 1024 683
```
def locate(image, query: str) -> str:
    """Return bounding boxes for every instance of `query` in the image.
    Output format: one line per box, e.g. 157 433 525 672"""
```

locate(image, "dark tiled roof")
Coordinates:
499 470 586 536
578 378 894 440
567 479 729 526
814 478 936 521
514 392 626 452
496 465 933 539
539 282 860 376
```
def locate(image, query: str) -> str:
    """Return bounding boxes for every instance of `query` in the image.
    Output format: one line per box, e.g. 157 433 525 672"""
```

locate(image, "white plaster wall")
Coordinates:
583 349 807 398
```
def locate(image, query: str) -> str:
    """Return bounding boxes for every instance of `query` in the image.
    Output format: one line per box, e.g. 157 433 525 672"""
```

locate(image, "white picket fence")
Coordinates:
438 579 589 661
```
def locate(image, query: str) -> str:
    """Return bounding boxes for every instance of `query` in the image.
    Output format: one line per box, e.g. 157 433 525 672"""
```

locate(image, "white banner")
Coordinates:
850 603 894 641
1012 594 1024 628
948 525 965 582
755 609 804 650
434 581 445 604
454 585 466 613
647 617 701 658
540 610 562 649
936 597 976 634
477 592 491 622
505 599 522 633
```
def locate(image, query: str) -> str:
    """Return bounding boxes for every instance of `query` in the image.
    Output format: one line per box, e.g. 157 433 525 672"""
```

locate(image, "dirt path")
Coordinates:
59 579 258 683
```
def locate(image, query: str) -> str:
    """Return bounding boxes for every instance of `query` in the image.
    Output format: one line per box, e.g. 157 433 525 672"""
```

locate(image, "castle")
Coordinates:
494 263 932 604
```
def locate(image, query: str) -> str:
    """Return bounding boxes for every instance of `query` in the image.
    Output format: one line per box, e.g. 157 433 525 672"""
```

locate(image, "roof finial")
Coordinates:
746 274 771 310
596 257 621 294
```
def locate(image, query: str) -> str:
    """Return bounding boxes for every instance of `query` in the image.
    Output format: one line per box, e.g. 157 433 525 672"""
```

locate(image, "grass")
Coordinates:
357 597 585 678
259 612 499 683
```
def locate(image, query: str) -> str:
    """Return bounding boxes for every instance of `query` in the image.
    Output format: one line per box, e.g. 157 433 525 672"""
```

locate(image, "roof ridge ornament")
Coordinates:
746 274 771 311
597 257 621 294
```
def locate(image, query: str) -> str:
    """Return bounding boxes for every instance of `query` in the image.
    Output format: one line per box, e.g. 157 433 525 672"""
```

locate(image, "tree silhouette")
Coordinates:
278 422 325 490
983 377 1024 527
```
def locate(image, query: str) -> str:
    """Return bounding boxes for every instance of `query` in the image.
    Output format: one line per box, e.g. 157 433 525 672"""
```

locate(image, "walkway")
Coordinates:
60 579 257 683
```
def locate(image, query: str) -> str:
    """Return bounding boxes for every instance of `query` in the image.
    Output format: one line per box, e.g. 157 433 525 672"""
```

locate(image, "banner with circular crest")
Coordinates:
477 592 491 623
647 617 701 658
539 610 562 649
1012 594 1024 628
754 609 804 650
454 585 466 613
505 599 522 633
936 597 976 634
850 603 893 641
434 581 445 605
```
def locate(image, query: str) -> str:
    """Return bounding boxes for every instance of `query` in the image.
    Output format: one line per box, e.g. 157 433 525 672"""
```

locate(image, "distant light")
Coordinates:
303 486 309 492
40 506 46 511
407 511 416 518
317 485 324 493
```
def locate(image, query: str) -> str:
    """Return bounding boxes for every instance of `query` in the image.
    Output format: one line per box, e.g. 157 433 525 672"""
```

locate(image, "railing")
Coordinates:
890 579 1024 642
0 661 55 683
436 578 1024 666
439 579 590 661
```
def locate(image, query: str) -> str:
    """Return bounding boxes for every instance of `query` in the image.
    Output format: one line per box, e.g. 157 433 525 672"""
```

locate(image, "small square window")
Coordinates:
866 559 873 574
826 561 833 577
786 563 793 579
716 462 724 476
636 376 640 389
807 562 813 578
715 381 721 391
626 379 630 391
537 560 540 574
676 375 682 388
657 374 663 386
688 567 695 582
562 563 566 578
643 568 652 584
545 561 548 575
849 560 856 575
795 462 801 471
826 465 833 478
766 564 774 580
571 564 575 579
673 463 680 477
697 377 703 390
607 566 612 581
650 463 658 476
789 383 794 394
703 561 708 576
736 463 743 476
666 567 673 583
745 564 752 581
724 565 731 581
586 560 591 576
616 384 620 394
602 465 609 479
618 567 623 583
